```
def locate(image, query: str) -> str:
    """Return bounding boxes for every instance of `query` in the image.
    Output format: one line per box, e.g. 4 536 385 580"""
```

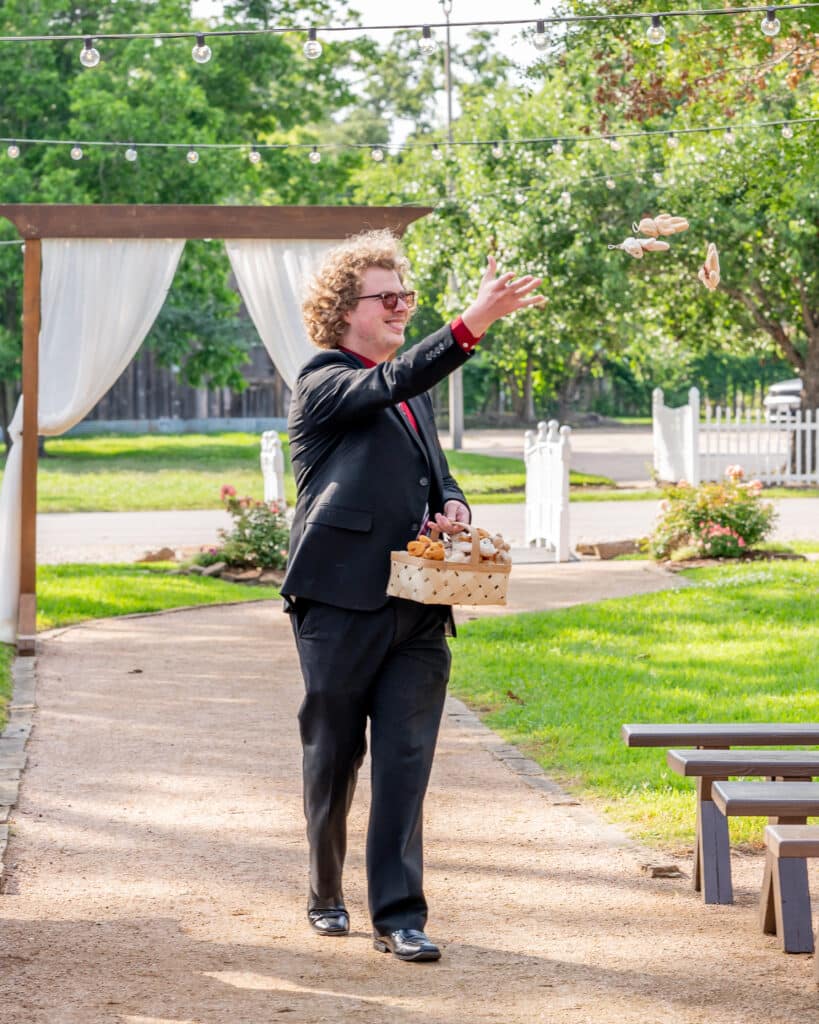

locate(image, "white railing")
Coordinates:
524 420 571 560
653 387 700 485
653 387 819 485
260 430 286 505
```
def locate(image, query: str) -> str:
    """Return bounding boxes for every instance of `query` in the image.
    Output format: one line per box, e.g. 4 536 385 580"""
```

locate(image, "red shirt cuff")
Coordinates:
450 316 483 353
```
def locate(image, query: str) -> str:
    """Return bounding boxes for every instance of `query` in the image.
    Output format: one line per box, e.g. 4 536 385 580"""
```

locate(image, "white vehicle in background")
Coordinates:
763 378 803 421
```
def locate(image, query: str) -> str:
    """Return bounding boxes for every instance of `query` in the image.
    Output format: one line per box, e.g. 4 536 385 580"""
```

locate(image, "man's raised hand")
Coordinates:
461 255 546 338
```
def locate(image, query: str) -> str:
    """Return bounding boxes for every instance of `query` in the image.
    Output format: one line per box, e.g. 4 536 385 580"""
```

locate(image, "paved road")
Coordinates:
36 497 818 564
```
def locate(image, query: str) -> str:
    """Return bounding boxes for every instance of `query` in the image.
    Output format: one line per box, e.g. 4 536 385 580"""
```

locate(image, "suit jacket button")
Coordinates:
419 476 429 487
411 522 420 532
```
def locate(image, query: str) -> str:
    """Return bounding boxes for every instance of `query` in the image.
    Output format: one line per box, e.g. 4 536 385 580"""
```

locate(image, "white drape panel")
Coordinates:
225 238 339 389
0 238 184 643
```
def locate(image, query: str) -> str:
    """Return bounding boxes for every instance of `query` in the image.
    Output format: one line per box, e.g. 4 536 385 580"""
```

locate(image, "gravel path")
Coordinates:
1 600 818 1023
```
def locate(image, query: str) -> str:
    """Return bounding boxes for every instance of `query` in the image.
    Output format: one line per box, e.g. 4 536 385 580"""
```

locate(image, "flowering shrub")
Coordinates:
647 465 776 560
194 487 290 569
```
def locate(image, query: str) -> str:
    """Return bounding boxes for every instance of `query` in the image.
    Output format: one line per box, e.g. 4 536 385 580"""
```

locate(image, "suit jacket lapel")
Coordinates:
390 400 430 467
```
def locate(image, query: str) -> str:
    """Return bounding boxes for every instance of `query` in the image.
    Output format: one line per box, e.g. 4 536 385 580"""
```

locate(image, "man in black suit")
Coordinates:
283 230 543 962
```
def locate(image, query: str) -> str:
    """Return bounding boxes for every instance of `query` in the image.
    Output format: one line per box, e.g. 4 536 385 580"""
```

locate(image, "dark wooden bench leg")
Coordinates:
695 776 733 904
772 857 814 954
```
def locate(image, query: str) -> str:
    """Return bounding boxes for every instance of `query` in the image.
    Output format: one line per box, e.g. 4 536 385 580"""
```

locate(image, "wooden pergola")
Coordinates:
0 203 431 655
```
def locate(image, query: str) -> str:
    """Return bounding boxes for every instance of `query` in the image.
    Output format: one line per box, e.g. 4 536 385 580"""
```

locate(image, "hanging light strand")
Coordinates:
2 4 818 45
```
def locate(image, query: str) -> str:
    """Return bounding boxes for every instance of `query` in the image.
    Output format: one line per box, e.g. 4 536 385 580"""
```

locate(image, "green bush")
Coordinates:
647 466 776 560
194 485 290 570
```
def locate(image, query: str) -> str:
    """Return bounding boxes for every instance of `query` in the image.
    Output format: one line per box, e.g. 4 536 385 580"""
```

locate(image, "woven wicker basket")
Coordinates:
386 528 510 606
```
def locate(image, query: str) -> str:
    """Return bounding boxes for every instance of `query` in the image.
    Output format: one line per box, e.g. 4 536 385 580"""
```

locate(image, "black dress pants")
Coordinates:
290 597 451 934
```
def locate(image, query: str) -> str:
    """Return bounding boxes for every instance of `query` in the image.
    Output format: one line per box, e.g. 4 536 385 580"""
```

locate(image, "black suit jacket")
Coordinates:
282 324 472 610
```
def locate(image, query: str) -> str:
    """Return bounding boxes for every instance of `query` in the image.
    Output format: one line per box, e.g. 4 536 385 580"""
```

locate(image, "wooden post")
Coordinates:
18 238 41 656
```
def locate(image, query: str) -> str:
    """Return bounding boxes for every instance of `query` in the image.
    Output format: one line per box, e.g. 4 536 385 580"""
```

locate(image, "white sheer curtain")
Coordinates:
225 239 338 389
0 238 184 643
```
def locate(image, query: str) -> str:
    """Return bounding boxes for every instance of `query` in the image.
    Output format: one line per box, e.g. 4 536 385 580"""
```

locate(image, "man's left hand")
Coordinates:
435 501 471 534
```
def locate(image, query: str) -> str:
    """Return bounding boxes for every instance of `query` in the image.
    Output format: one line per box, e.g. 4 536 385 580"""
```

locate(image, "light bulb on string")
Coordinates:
559 190 571 209
309 146 321 164
248 146 262 164
70 144 83 161
724 127 736 145
608 136 621 152
652 171 663 185
370 146 384 162
666 132 679 148
7 142 20 159
515 191 526 205
192 34 212 64
491 142 503 158
80 37 100 68
532 20 548 51
304 28 322 59
419 25 436 55
781 124 794 139
186 148 199 164
605 177 616 190
124 145 138 162
761 7 780 37
551 140 563 157
431 143 443 161
646 14 666 46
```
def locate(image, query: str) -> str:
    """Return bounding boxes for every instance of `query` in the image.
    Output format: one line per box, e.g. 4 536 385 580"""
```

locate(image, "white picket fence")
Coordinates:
524 420 571 560
653 387 819 485
260 430 286 505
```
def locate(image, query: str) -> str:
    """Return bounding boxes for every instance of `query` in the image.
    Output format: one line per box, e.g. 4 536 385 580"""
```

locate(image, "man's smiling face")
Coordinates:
342 267 410 363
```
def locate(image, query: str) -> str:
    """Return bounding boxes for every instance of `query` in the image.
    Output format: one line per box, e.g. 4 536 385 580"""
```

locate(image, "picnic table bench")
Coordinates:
713 782 819 955
621 724 819 906
763 824 819 968
668 752 819 904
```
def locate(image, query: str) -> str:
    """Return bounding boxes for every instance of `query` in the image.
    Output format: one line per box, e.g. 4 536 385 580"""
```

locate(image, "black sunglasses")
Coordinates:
356 290 417 311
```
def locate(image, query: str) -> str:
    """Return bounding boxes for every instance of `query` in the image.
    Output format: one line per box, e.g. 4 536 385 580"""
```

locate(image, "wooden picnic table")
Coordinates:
621 724 819 905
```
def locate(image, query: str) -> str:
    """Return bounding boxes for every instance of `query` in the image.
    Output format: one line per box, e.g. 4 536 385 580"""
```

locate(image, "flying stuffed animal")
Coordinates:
633 214 689 237
698 242 720 291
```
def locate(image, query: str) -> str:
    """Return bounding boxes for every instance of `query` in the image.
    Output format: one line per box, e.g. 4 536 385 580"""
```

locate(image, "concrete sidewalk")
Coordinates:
36 497 819 564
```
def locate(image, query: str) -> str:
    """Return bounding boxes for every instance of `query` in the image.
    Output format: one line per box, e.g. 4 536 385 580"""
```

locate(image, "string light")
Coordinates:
652 171 663 184
248 145 261 164
515 191 526 204
79 37 100 68
559 190 571 208
124 145 138 161
608 136 621 152
70 144 83 160
646 14 666 45
0 115 814 167
7 142 20 159
761 6 781 36
308 145 321 163
186 148 199 164
552 140 564 156
532 19 548 51
781 124 794 138
419 25 436 55
303 27 322 59
371 146 385 162
191 33 212 63
605 177 616 189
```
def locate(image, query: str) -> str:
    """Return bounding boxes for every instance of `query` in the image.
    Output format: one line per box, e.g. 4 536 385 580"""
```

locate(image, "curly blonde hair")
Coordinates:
302 229 412 349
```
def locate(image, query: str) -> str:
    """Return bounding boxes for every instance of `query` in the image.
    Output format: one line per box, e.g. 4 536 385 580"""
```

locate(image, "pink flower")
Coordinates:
725 464 745 481
677 479 690 488
220 484 237 500
748 479 763 492
738 537 747 547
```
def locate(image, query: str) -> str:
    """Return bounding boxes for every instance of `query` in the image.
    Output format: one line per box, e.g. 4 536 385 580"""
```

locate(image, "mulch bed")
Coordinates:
663 550 807 571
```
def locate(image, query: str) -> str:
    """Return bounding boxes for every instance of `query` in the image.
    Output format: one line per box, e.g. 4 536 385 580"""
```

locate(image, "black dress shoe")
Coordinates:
373 928 441 962
308 908 349 936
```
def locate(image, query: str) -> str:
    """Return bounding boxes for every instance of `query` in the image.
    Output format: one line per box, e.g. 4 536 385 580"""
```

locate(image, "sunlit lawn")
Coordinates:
0 432 614 510
450 561 819 851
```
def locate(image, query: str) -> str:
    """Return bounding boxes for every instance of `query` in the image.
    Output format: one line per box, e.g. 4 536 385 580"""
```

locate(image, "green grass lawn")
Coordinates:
36 563 273 631
0 433 613 510
450 561 819 852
